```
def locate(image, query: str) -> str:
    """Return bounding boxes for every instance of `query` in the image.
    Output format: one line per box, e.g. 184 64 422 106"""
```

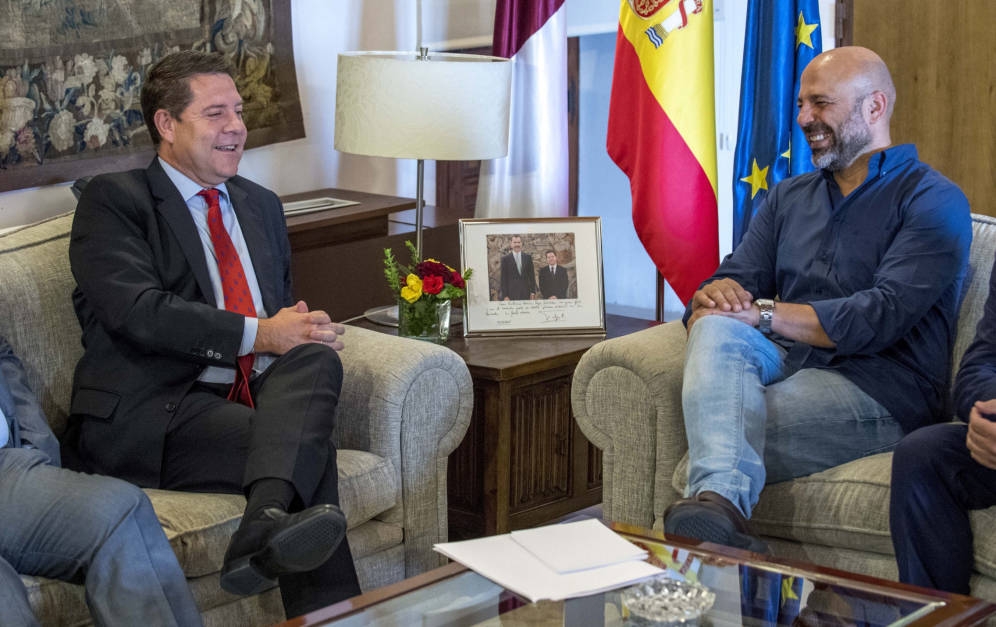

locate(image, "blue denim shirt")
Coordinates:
685 144 972 432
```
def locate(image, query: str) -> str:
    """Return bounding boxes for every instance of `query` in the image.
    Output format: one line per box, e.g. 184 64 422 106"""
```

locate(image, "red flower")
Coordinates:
422 275 444 295
416 260 450 279
451 273 465 289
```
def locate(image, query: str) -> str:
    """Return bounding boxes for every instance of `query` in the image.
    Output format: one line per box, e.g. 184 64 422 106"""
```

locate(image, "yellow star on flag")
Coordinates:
740 158 769 199
781 147 791 160
781 576 800 603
796 12 818 50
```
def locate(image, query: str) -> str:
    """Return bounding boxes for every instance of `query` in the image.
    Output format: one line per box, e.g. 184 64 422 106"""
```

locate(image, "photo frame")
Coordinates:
460 217 604 337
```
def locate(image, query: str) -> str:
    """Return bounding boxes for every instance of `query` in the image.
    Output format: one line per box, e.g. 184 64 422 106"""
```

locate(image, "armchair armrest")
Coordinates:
571 320 688 529
335 325 473 576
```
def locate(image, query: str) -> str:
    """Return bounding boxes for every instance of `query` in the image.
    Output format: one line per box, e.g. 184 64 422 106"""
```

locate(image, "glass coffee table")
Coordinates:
279 522 996 626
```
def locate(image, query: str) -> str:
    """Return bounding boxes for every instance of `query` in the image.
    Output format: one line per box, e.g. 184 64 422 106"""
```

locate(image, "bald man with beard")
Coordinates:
662 47 972 553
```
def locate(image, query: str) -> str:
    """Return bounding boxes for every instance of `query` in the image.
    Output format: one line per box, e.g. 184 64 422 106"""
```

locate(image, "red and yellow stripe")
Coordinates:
607 0 719 304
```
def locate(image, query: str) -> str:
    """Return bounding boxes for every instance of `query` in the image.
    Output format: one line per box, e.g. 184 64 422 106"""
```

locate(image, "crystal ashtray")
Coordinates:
621 576 716 625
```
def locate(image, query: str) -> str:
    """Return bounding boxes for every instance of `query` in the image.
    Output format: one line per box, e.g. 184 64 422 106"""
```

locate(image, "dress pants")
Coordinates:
161 343 361 618
0 448 201 627
890 422 996 594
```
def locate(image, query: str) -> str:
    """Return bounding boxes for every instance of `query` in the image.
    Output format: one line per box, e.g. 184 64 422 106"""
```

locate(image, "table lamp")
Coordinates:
334 48 512 322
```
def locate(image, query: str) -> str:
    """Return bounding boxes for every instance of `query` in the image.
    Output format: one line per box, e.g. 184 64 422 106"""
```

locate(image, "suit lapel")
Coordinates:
147 160 216 302
227 181 280 315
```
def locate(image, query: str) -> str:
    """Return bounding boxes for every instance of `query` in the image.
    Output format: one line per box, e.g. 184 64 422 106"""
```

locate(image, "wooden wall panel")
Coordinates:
848 0 996 216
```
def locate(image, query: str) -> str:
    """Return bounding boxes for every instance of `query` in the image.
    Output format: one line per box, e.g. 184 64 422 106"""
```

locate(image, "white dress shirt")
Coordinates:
0 404 9 448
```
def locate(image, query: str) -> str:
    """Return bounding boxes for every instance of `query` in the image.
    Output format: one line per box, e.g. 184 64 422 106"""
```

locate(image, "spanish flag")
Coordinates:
607 0 718 305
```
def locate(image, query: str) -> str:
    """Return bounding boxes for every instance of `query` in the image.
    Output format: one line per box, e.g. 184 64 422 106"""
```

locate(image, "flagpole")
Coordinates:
655 272 666 322
415 0 422 50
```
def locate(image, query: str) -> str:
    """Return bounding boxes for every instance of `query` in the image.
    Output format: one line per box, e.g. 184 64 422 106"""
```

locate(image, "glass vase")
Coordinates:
398 298 451 343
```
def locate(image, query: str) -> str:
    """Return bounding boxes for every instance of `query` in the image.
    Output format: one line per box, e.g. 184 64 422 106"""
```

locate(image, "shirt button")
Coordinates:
165 402 177 413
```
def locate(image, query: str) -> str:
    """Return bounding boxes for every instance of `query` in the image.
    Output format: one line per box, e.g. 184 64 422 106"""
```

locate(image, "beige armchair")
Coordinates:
0 212 473 626
572 213 996 604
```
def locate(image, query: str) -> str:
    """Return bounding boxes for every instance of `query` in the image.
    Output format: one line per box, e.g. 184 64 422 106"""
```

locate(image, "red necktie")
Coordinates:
199 188 256 408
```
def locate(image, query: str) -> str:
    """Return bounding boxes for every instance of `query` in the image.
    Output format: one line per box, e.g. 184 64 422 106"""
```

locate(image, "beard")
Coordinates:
806 101 873 172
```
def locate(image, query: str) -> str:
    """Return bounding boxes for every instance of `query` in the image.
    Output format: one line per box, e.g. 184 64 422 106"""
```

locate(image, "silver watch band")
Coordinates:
756 299 775 335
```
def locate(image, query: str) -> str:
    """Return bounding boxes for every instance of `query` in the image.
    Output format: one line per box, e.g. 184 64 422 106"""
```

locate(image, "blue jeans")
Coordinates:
0 448 201 627
682 316 903 517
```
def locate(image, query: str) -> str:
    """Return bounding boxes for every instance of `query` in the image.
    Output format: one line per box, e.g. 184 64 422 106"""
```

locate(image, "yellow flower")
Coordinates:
400 273 423 303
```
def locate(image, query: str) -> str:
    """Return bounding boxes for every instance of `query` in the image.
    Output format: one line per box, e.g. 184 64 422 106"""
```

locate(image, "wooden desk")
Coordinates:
282 188 467 321
282 188 416 250
355 314 658 539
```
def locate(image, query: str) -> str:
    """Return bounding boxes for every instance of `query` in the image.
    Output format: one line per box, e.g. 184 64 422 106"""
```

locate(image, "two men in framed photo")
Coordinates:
493 233 577 302
460 218 604 337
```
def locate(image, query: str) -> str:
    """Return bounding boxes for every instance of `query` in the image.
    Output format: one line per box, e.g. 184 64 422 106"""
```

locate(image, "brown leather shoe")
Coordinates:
663 491 769 554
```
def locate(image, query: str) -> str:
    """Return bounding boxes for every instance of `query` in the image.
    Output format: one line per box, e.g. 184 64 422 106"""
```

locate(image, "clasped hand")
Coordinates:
968 399 996 470
687 278 758 330
255 300 345 354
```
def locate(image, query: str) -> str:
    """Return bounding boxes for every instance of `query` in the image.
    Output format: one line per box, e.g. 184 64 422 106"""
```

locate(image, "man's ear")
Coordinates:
154 109 176 144
866 91 888 124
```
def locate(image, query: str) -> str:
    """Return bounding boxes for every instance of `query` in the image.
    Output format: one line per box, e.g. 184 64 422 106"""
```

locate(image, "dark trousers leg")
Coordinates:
890 422 996 593
162 343 360 614
279 443 361 618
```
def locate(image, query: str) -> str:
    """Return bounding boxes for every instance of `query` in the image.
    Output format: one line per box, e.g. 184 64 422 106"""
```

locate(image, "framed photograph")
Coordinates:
460 217 604 337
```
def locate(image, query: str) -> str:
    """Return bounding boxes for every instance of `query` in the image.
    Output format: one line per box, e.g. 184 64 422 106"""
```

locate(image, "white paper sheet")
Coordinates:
511 518 648 573
433 521 662 603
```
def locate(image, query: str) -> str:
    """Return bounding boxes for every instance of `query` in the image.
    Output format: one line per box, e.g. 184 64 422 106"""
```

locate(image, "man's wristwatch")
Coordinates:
755 299 775 335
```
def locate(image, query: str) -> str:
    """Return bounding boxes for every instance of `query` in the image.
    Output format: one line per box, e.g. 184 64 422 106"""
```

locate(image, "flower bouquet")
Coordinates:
383 241 472 342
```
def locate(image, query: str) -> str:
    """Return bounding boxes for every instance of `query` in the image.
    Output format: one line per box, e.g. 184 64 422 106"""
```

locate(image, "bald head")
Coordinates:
797 46 895 172
804 46 896 117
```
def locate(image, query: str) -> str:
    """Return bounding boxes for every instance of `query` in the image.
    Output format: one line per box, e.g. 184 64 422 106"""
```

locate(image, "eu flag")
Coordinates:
732 0 821 247
740 567 805 625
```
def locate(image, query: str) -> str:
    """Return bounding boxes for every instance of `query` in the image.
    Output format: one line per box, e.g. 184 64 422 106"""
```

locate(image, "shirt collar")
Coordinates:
158 157 230 205
820 143 919 184
820 144 919 187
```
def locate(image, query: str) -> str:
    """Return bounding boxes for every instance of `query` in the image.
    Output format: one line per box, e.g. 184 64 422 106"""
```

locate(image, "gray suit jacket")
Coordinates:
0 337 61 464
68 159 293 486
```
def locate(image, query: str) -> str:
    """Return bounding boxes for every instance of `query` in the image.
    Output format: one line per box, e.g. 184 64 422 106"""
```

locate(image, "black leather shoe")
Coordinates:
663 491 769 554
220 504 347 596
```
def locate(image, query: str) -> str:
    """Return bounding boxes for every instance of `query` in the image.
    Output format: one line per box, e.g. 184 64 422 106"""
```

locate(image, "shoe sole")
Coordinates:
220 555 276 597
266 509 346 572
220 508 346 597
664 505 769 554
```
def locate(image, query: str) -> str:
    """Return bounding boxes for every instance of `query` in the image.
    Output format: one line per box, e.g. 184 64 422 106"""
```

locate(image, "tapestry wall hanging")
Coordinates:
0 0 304 192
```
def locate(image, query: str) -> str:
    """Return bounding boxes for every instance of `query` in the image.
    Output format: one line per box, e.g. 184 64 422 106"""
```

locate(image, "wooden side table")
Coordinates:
354 314 657 540
282 188 467 321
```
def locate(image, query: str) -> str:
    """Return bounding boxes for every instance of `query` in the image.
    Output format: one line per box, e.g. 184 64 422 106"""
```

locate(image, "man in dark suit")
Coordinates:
538 249 569 299
499 234 537 300
67 50 359 619
0 336 201 627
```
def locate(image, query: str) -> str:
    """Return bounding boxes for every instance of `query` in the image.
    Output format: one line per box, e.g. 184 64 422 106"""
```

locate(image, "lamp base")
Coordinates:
363 304 400 327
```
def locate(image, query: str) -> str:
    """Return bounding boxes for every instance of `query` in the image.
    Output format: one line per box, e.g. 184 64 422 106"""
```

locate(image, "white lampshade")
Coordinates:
334 51 512 161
